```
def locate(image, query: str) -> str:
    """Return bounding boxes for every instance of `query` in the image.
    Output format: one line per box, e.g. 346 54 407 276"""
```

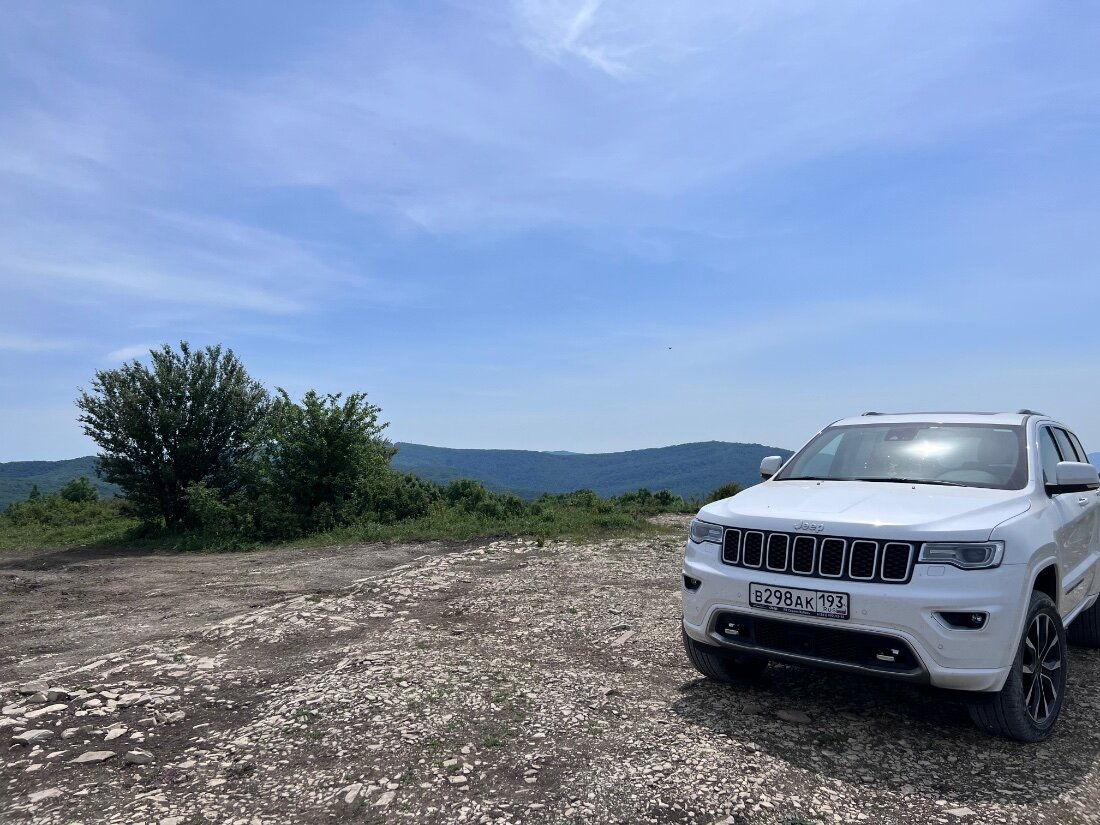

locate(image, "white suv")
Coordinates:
682 411 1100 742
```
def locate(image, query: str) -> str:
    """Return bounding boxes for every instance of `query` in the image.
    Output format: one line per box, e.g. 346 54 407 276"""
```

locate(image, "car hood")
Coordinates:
699 480 1031 540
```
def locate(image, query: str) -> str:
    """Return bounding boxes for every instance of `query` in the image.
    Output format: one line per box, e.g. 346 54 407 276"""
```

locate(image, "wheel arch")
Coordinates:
1031 562 1059 607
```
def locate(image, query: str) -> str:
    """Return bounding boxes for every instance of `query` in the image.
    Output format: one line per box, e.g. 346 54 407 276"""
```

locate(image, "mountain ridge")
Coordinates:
0 441 789 509
390 440 789 500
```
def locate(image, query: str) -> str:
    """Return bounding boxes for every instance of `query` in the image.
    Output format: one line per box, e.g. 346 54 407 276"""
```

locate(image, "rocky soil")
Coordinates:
3 527 1100 824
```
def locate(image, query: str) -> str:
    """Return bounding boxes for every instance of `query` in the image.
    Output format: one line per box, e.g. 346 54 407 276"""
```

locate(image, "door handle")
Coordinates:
1080 497 1091 507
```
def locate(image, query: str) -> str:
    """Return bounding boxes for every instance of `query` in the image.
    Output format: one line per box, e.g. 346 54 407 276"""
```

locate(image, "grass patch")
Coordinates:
0 497 138 551
1 484 690 554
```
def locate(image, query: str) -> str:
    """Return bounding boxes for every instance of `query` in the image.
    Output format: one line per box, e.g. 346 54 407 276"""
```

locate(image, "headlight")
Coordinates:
690 519 724 544
918 541 1004 570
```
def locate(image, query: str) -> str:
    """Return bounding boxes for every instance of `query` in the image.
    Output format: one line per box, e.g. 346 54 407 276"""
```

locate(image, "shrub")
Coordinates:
252 389 393 534
706 482 744 503
59 476 99 503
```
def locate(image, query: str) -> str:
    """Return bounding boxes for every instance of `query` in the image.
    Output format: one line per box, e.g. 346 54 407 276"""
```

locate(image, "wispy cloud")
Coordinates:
105 343 156 363
0 333 76 353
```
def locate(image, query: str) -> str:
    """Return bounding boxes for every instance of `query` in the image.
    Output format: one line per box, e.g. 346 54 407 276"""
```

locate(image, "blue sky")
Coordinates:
2 1 1099 461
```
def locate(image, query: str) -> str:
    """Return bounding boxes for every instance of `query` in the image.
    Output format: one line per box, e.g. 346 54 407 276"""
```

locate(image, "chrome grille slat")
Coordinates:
849 540 878 580
718 529 913 584
743 531 764 568
766 534 790 571
722 529 741 565
818 538 846 577
791 536 816 574
881 542 913 582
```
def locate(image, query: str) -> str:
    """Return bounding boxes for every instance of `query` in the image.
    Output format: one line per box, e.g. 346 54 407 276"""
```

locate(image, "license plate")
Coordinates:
749 582 849 620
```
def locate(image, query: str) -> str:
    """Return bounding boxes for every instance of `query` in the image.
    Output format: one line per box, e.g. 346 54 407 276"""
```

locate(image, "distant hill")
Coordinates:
391 441 791 500
0 440 790 511
0 457 119 510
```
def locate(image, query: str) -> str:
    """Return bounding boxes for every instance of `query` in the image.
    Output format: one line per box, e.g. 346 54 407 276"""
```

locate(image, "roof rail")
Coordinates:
1017 408 1046 416
861 411 882 416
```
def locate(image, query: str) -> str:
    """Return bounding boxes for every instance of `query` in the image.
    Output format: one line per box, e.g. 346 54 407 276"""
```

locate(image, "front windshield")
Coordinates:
774 422 1028 490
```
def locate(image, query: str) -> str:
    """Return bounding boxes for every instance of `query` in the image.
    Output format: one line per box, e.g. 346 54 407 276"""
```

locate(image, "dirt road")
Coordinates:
3 529 1100 824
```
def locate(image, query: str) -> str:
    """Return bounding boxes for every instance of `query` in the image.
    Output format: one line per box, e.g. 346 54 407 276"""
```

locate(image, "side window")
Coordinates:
1039 428 1062 484
1053 429 1081 463
1068 431 1090 463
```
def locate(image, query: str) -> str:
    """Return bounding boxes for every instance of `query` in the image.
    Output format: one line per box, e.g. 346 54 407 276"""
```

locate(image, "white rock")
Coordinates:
342 782 363 804
105 726 128 741
19 681 49 695
375 790 395 806
123 749 154 765
611 630 636 648
70 750 116 764
948 808 976 818
28 787 62 803
14 729 56 746
448 775 468 785
25 704 68 720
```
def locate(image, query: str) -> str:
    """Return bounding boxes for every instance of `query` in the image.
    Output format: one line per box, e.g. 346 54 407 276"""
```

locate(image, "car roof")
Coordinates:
830 412 1033 427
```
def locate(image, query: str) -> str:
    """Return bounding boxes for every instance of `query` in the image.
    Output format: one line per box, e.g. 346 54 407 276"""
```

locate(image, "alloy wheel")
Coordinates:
1022 613 1062 725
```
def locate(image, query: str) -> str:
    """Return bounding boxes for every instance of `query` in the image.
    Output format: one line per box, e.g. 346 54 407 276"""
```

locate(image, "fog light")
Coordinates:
938 611 988 629
717 616 746 637
683 575 702 592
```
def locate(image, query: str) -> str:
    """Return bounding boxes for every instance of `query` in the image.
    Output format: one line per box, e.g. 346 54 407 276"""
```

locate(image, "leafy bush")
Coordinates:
250 389 393 535
59 476 99 503
706 482 744 503
613 487 694 514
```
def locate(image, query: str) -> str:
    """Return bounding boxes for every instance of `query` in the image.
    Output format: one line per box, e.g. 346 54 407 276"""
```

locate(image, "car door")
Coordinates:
1043 426 1098 614
1059 427 1100 605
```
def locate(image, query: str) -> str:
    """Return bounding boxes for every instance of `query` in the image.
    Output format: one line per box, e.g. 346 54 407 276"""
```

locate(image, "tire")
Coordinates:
682 626 768 683
968 591 1067 743
1068 598 1100 647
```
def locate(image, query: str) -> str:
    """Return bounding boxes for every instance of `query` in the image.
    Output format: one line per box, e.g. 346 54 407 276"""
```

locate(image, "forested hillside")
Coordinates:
391 441 790 500
0 457 118 510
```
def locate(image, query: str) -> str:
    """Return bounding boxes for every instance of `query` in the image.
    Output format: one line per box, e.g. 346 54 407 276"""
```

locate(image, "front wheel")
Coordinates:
682 626 768 683
968 592 1067 742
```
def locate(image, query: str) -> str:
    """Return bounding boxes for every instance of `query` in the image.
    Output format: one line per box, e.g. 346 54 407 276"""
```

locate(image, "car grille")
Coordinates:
712 612 922 674
721 528 914 584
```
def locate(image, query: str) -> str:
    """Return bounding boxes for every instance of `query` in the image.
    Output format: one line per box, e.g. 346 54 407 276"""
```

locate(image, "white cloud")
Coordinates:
0 333 75 353
104 343 157 363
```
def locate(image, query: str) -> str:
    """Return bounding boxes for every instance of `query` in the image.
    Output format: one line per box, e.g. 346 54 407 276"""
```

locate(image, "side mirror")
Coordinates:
1048 461 1100 494
760 455 784 480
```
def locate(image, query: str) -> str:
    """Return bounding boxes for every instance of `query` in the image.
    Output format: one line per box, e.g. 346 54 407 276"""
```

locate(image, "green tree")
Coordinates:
76 342 269 528
257 389 394 532
59 476 99 503
27 484 40 501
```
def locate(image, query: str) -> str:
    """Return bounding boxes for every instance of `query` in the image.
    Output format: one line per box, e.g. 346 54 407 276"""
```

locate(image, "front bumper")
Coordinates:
682 539 1026 692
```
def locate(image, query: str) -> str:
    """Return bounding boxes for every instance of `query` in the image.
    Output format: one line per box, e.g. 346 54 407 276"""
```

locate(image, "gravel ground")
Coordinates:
3 526 1100 824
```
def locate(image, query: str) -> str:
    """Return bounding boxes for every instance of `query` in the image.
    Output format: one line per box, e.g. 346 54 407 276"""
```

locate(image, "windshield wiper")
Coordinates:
776 476 832 481
849 477 967 487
